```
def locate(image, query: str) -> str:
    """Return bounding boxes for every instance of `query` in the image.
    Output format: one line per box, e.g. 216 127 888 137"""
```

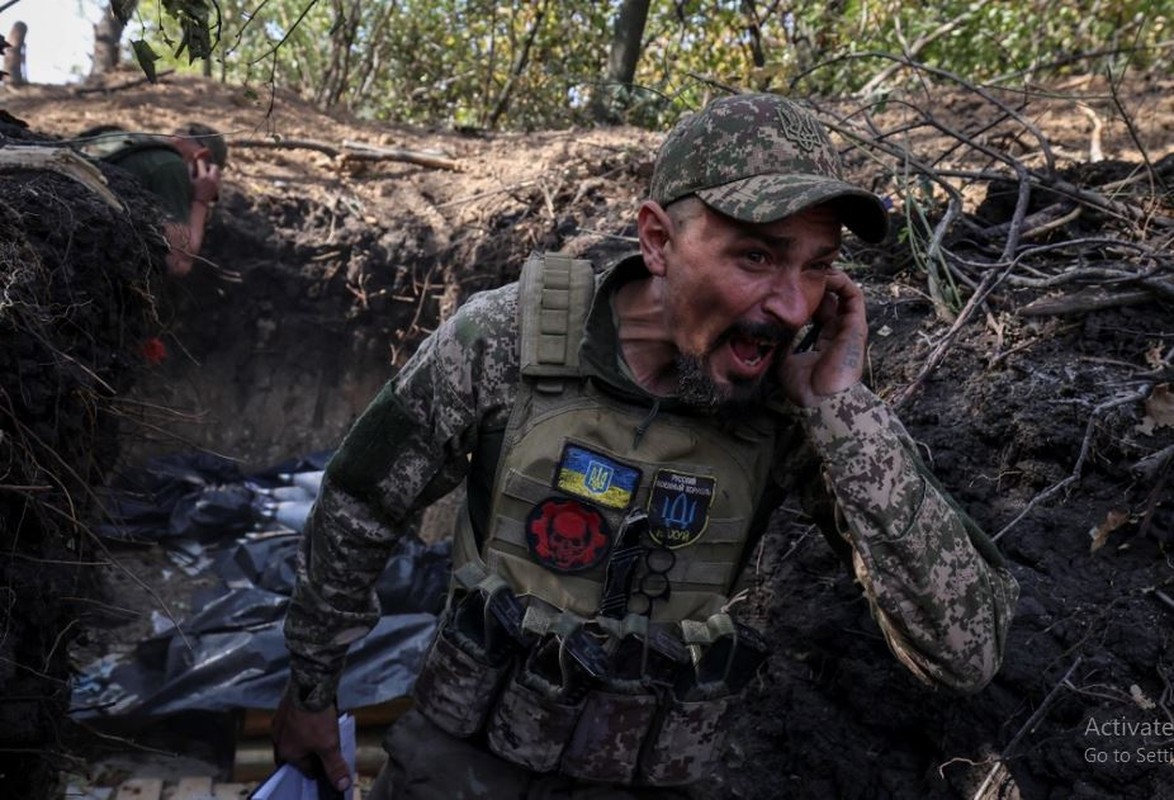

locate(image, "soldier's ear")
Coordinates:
638 201 672 277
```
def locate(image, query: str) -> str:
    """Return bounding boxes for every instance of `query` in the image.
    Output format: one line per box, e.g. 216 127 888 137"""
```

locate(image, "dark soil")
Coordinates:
724 301 1173 800
1 72 1171 799
0 120 169 797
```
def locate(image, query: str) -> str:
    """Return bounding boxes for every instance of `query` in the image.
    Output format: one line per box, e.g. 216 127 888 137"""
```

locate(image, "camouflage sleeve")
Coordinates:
283 283 520 708
791 383 1019 693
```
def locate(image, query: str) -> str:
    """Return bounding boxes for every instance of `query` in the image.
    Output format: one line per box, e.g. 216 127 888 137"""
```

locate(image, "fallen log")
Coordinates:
234 137 462 172
1019 280 1174 316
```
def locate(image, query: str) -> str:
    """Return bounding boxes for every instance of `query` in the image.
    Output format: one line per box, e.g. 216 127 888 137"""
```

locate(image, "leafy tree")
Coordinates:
114 0 1172 131
591 0 652 122
92 1 138 77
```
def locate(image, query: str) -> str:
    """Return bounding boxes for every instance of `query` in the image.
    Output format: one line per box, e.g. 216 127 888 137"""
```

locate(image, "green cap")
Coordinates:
650 93 888 243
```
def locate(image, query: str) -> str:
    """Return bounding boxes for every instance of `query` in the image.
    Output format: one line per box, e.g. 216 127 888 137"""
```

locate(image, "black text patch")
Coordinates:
647 470 715 548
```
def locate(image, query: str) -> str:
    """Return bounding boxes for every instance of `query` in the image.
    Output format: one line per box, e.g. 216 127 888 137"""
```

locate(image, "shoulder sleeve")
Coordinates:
780 383 1019 693
283 282 521 704
117 148 192 222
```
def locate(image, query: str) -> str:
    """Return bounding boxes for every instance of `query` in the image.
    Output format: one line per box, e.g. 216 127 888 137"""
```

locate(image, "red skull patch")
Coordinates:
526 497 612 573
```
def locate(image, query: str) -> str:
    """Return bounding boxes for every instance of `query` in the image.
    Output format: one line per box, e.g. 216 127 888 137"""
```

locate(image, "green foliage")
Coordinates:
130 37 160 81
160 0 215 63
791 0 1173 90
128 0 1173 130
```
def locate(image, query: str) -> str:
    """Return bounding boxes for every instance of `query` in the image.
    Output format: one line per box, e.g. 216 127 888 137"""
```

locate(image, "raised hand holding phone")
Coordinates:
190 156 221 204
778 269 869 408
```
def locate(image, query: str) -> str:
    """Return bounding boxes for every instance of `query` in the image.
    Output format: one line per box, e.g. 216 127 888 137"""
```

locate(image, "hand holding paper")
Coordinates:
253 713 356 800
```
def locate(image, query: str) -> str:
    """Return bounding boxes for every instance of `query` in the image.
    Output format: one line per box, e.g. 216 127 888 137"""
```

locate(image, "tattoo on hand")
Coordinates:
842 342 863 370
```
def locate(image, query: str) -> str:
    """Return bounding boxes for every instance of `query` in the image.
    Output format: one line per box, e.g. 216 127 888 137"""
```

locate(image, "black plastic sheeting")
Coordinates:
93 452 247 542
72 607 439 718
219 533 452 614
93 451 333 543
73 453 451 720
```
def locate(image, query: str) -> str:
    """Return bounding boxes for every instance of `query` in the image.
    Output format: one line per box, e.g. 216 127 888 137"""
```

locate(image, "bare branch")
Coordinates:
233 137 462 171
858 0 993 97
992 387 1152 542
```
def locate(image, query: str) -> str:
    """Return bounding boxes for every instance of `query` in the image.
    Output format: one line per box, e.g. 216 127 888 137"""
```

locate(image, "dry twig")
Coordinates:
803 61 1172 398
74 69 177 95
992 386 1152 542
892 265 1008 409
970 656 1085 800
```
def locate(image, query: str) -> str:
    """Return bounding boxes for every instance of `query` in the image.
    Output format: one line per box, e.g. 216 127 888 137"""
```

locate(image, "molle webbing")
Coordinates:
422 252 779 785
518 251 595 390
451 252 596 577
472 252 777 624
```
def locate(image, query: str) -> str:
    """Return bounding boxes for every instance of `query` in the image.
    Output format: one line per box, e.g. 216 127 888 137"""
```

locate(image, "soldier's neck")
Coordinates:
613 275 679 396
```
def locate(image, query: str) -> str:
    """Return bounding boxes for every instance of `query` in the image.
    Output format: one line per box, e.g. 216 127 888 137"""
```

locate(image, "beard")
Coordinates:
674 321 797 413
673 321 795 413
675 350 781 415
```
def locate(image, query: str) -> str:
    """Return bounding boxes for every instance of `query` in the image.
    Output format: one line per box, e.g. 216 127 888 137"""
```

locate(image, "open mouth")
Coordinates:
728 333 777 367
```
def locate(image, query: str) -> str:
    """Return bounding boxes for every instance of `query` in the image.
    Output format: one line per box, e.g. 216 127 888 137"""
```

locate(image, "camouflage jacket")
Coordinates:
283 254 1019 710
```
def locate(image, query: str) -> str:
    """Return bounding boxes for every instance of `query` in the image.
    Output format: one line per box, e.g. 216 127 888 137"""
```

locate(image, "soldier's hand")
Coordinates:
778 269 868 407
270 683 352 793
190 158 221 204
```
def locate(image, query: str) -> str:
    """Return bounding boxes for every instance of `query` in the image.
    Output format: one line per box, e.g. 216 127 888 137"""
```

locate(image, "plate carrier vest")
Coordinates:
414 252 785 786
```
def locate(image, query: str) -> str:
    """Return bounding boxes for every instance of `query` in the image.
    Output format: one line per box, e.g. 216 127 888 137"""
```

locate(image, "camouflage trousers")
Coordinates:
367 709 701 799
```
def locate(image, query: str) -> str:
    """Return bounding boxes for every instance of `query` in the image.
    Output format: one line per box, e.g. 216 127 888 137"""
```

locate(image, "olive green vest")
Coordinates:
452 252 780 624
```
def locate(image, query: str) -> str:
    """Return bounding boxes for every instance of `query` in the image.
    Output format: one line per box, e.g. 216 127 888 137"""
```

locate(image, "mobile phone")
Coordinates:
795 322 822 353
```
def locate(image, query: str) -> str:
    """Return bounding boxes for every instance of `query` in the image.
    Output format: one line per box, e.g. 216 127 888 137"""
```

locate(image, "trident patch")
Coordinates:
554 443 641 510
647 469 715 548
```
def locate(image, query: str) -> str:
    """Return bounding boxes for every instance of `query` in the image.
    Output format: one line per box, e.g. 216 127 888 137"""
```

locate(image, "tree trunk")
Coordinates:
4 21 26 86
320 0 362 110
591 0 651 123
742 2 766 66
486 0 549 129
91 1 137 77
354 6 396 103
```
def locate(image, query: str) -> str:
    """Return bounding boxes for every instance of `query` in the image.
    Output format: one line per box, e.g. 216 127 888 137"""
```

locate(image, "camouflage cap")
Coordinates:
650 93 888 243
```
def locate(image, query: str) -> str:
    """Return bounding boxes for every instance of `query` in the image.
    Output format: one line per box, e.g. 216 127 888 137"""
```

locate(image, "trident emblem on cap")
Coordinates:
776 104 824 154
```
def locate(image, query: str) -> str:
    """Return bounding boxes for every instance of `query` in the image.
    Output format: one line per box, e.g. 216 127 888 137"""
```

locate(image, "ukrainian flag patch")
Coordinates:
554 443 641 510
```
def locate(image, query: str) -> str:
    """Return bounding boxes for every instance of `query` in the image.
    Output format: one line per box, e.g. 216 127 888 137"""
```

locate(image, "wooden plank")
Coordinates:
239 697 413 738
212 784 250 800
233 733 386 781
171 776 214 800
115 778 164 800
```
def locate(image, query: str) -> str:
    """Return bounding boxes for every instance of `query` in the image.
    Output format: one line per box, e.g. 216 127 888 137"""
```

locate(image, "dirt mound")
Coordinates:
0 118 169 796
1 73 1172 798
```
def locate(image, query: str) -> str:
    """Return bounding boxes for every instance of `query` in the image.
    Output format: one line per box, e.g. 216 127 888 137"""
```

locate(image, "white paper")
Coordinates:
250 714 357 800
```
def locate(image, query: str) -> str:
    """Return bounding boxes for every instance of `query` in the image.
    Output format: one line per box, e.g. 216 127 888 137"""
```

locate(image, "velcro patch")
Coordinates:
648 470 715 548
554 443 641 510
526 497 612 573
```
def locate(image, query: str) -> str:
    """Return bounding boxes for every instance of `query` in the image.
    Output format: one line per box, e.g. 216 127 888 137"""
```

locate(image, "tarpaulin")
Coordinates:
73 450 453 721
